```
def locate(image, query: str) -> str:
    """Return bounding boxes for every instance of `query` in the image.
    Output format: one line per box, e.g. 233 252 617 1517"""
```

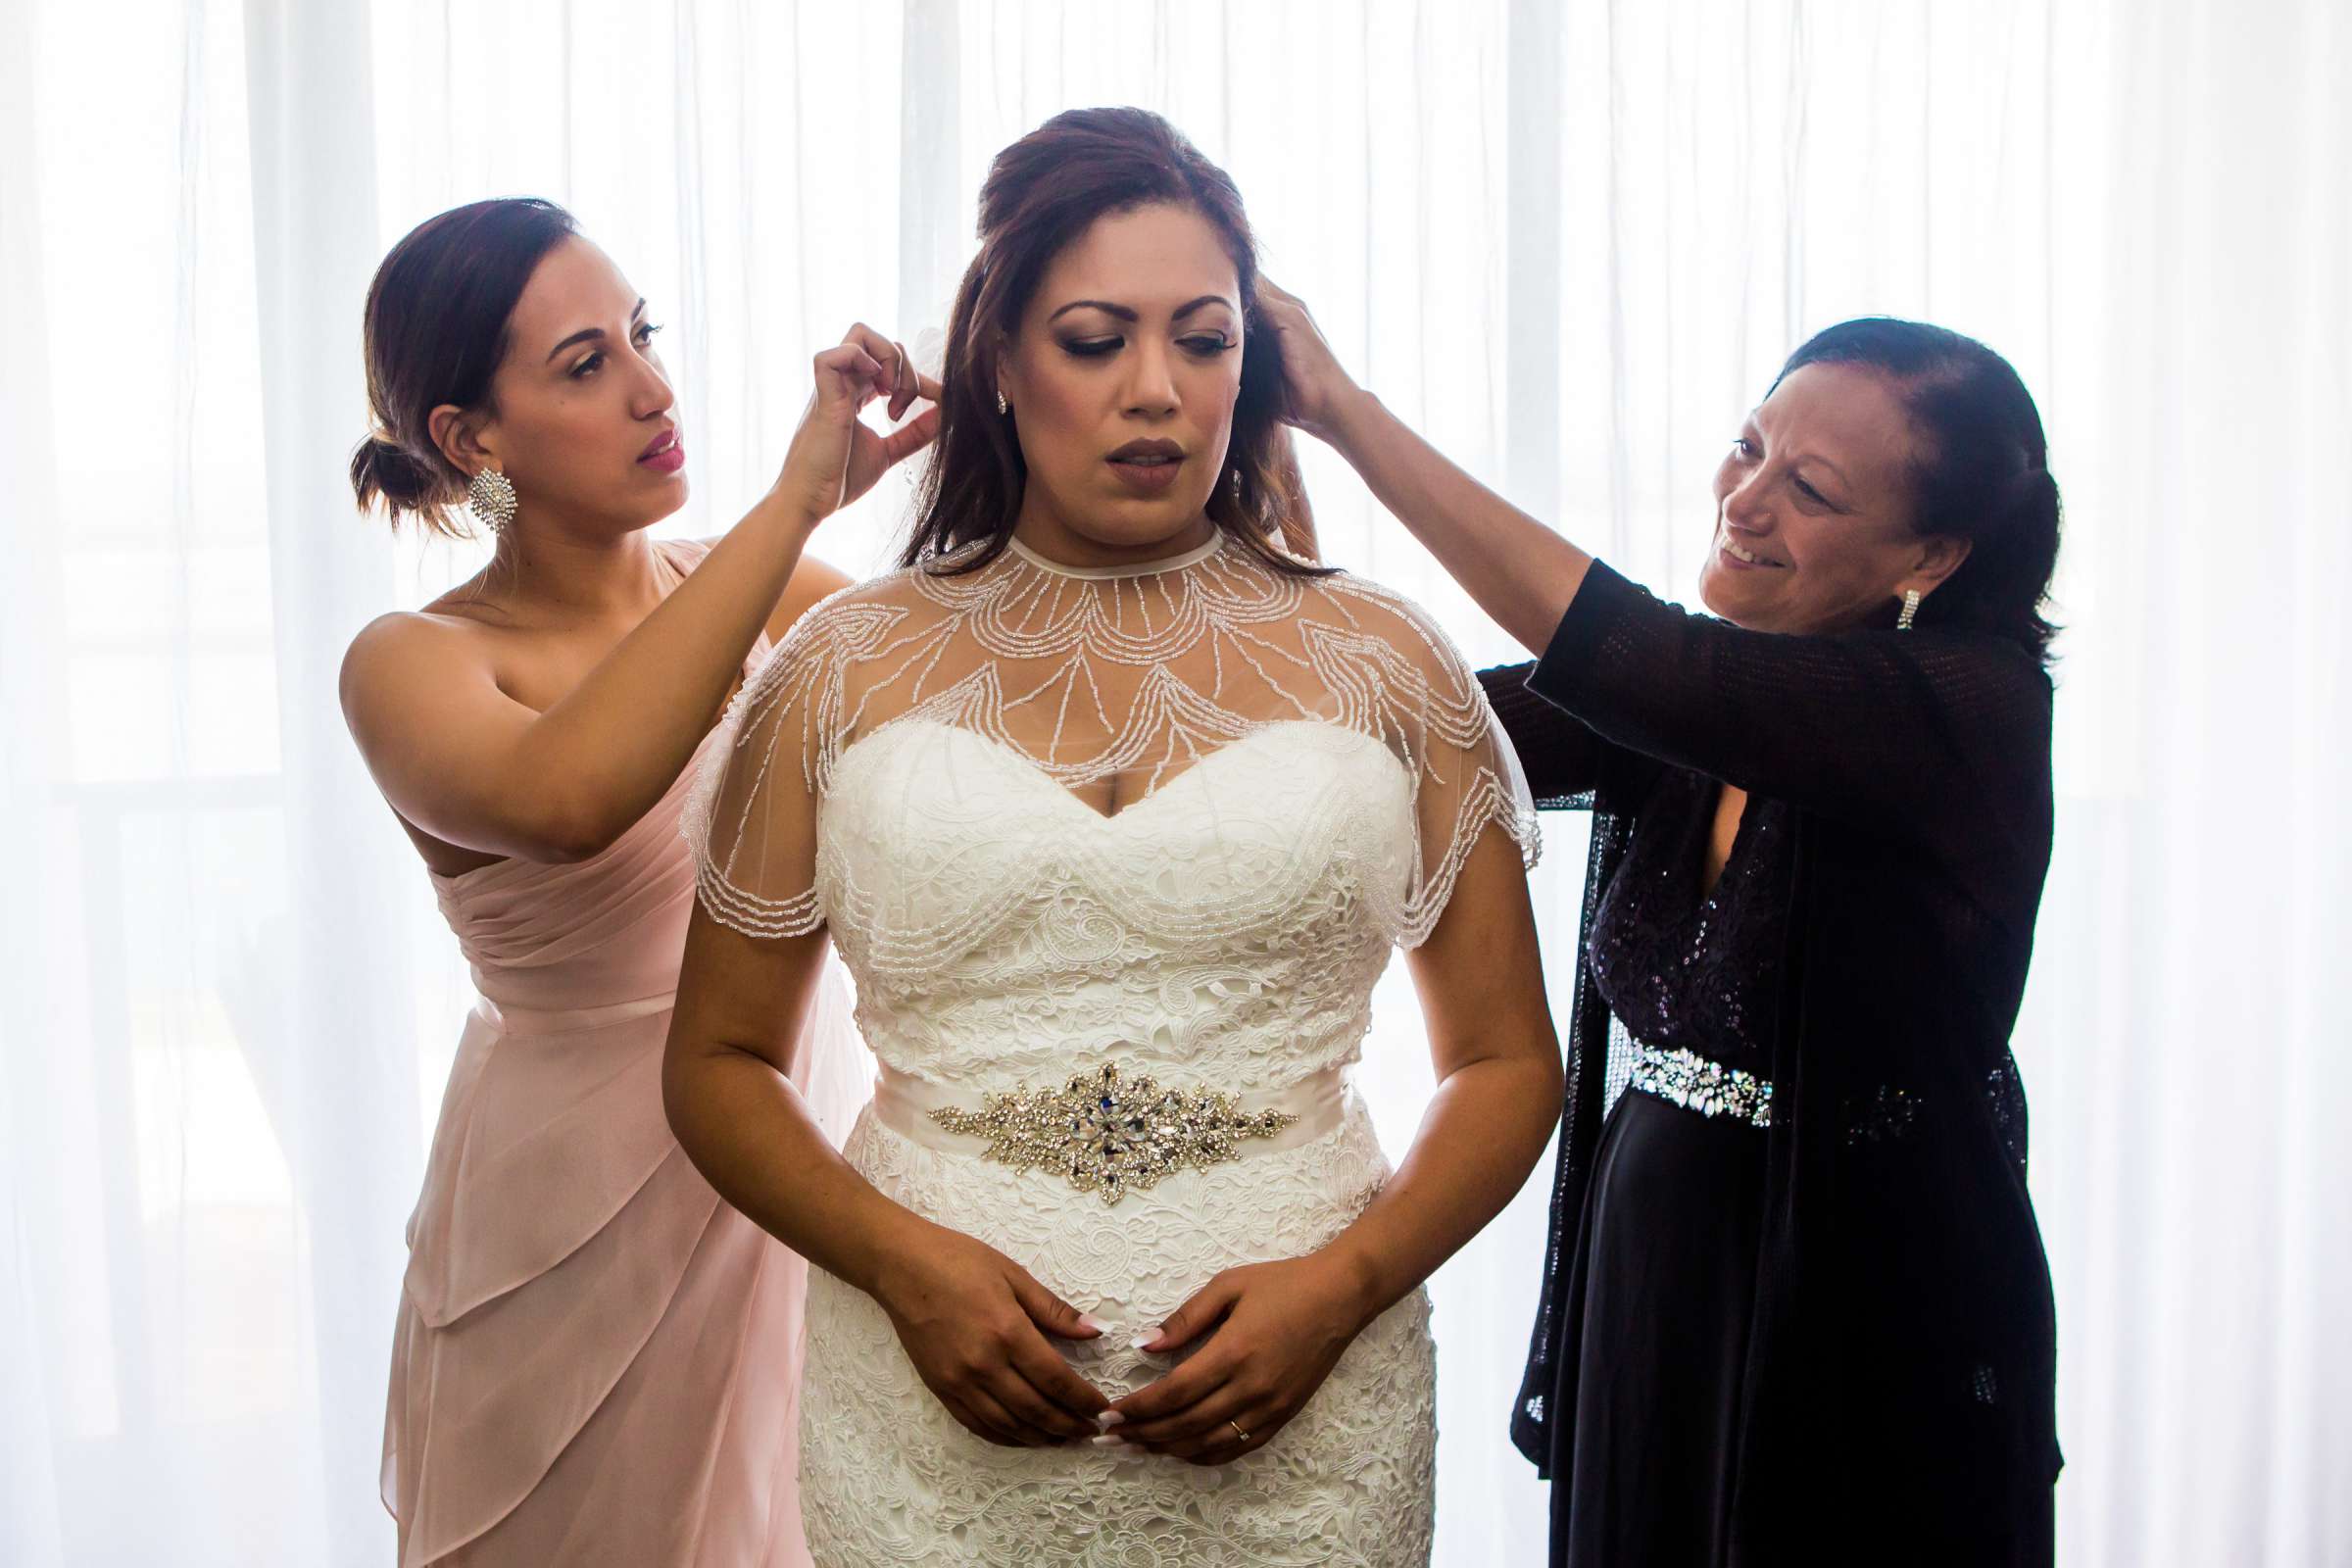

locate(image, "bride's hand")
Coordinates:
1102 1254 1371 1463
869 1221 1112 1447
1255 278 1363 446
771 321 943 528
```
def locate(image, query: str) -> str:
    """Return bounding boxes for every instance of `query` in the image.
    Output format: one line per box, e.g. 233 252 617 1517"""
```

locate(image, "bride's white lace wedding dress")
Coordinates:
686 527 1537 1566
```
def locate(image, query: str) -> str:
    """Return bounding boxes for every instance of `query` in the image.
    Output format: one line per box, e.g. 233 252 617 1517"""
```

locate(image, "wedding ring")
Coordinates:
1228 1419 1251 1445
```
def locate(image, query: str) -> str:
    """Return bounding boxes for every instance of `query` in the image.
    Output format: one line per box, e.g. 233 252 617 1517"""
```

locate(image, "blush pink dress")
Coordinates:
381 543 860 1567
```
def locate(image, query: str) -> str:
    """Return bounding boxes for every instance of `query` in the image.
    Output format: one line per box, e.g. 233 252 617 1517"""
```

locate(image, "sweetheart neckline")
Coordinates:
829 715 1411 826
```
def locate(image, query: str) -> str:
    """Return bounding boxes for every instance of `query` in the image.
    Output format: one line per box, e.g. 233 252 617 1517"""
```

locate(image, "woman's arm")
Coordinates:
1248 367 1597 807
1105 826 1561 1461
662 909 1113 1448
1270 427 1320 564
1522 564 2053 838
339 324 935 864
1263 281 2049 835
761 553 856 645
691 532 855 647
1479 661 1605 805
1260 281 1590 656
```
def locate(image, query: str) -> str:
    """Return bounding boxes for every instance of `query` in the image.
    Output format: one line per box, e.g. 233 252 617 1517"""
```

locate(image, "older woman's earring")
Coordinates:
468 466 518 533
1897 588 1922 631
997 389 1009 416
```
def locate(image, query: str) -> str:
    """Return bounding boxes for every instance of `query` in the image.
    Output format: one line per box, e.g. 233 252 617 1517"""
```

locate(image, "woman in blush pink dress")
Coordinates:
341 197 934 1567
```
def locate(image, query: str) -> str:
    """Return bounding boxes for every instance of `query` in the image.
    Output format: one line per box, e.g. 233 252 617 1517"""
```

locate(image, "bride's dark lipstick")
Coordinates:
1105 437 1183 496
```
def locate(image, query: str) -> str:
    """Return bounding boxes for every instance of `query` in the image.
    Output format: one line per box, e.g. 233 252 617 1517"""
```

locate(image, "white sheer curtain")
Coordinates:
2 2 2343 1563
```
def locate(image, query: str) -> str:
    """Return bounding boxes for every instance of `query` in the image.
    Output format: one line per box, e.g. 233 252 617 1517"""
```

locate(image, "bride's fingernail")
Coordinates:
1089 1432 1126 1446
1095 1410 1125 1430
1130 1335 1157 1351
1078 1314 1109 1335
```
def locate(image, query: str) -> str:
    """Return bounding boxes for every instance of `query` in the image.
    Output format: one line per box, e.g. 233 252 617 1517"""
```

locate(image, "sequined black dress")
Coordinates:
1479 561 2061 1568
1562 765 1790 1565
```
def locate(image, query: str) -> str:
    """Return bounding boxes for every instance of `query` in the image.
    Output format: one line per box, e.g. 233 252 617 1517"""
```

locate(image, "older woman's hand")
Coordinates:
1256 279 1364 446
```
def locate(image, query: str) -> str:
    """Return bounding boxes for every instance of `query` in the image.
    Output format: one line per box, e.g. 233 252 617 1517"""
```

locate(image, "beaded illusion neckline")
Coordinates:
687 521 1539 951
1003 527 1226 580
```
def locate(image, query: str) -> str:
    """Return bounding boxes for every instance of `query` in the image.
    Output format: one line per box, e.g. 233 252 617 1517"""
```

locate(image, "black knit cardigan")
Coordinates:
1479 562 2063 1553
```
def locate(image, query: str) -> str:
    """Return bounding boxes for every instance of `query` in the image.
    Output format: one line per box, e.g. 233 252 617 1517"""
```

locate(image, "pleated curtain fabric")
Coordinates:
0 3 2344 1564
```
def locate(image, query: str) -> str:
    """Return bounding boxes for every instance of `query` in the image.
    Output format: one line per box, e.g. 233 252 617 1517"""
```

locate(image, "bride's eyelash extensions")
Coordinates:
1055 332 1237 362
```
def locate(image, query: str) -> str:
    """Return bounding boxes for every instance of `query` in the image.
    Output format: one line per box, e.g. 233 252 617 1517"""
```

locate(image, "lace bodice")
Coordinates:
683 527 1538 1566
687 528 1538 1093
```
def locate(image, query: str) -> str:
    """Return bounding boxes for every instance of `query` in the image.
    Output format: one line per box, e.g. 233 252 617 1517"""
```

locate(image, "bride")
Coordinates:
663 107 1561 1566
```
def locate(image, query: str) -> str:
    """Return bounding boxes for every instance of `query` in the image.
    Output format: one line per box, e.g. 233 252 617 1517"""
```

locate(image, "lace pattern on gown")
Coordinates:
681 529 1537 1566
685 529 1537 957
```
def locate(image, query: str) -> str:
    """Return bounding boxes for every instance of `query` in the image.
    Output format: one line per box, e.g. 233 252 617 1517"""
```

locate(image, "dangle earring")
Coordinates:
468 466 518 534
997 388 1010 416
1896 588 1922 631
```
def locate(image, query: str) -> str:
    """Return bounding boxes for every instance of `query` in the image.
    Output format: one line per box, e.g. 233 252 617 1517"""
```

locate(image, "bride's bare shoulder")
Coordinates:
776 558 940 636
777 545 1002 638
1298 566 1486 693
741 556 970 703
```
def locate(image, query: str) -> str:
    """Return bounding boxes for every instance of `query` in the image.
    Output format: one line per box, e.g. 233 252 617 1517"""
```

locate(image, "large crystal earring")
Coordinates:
1896 588 1922 631
997 388 1010 416
468 466 518 534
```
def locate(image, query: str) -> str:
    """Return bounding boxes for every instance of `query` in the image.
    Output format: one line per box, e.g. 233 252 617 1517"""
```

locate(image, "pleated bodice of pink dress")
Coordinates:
383 551 859 1567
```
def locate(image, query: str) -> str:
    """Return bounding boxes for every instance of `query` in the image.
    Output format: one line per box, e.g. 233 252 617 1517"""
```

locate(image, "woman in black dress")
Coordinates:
1260 289 2063 1566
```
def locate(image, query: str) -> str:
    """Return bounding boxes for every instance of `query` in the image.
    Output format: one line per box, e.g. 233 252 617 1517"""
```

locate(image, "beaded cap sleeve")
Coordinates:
683 529 1538 953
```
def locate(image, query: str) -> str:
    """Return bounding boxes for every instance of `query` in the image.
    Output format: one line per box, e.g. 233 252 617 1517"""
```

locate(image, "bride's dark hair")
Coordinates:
903 107 1324 576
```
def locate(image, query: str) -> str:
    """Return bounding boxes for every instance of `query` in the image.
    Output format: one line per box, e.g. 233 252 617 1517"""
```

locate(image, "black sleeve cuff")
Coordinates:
1527 559 1644 719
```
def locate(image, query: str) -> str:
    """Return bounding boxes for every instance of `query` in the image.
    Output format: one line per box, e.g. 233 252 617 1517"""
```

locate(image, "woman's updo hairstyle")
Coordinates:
1773 318 2063 662
905 107 1322 577
351 196 579 536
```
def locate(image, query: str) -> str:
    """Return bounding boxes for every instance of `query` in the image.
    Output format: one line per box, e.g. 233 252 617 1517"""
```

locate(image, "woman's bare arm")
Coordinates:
340 325 933 863
342 514 836 863
1260 280 1591 656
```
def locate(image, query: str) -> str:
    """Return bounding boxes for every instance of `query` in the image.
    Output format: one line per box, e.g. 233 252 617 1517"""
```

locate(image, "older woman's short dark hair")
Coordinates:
1776 318 2062 662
